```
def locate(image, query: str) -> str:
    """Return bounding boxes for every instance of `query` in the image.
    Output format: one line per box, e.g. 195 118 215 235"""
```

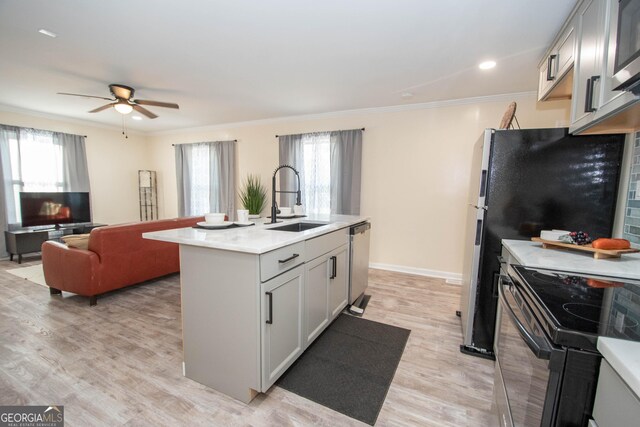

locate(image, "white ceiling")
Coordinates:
0 0 577 133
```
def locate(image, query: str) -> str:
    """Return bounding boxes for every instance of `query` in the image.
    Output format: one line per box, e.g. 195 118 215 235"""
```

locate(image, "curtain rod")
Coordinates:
171 139 237 146
275 127 365 138
0 123 88 138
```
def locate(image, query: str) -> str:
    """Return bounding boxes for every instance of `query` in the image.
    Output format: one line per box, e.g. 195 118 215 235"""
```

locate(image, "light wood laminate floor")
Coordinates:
0 257 498 426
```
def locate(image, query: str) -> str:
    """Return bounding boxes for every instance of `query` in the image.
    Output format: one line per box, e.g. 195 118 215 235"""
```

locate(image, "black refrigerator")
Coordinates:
459 128 625 358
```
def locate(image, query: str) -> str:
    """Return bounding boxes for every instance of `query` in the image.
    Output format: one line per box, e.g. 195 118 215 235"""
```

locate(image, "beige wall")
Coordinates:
148 92 571 279
0 109 151 225
0 93 574 278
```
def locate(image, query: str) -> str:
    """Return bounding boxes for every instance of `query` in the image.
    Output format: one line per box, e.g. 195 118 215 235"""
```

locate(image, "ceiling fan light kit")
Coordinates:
114 100 133 115
57 83 179 120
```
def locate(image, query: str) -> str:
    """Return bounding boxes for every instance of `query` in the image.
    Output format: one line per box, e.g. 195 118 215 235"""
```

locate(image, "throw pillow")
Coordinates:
61 234 90 250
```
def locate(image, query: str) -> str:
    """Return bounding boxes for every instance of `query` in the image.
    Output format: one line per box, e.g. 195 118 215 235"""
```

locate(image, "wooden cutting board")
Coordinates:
531 237 640 259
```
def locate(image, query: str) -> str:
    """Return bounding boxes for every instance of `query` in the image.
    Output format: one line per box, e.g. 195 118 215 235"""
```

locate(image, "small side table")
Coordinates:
5 230 49 264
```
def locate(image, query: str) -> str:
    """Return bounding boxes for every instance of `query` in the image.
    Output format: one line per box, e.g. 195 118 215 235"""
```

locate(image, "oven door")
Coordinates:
495 274 563 427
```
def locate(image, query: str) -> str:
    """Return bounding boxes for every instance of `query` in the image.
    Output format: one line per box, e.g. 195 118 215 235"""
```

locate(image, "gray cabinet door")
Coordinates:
304 254 330 345
261 264 304 391
329 245 349 320
538 20 576 101
572 0 605 127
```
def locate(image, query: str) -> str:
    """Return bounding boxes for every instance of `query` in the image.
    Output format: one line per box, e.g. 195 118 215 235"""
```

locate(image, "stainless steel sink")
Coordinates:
268 221 328 232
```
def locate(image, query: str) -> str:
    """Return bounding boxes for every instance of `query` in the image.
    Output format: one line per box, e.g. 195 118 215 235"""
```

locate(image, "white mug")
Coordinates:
237 209 249 223
294 204 304 216
205 213 225 224
279 207 292 216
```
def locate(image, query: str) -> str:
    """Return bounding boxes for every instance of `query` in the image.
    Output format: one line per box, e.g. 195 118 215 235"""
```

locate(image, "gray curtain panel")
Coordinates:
175 142 198 217
0 125 18 258
175 140 236 217
54 132 91 192
330 129 362 215
0 126 18 224
211 140 235 218
278 134 304 207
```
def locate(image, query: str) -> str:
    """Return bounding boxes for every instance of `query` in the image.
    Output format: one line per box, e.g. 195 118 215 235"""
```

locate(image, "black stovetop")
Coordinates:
511 265 640 351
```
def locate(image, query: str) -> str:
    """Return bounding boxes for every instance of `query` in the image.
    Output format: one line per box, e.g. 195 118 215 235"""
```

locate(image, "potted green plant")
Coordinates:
239 174 268 218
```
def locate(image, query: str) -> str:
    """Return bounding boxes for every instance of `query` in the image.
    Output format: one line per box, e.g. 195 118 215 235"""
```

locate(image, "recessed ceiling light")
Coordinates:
479 60 496 70
38 28 57 38
132 116 142 121
401 92 414 99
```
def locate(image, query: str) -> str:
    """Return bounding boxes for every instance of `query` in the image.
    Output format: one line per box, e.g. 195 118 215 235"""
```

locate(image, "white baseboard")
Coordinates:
369 263 462 285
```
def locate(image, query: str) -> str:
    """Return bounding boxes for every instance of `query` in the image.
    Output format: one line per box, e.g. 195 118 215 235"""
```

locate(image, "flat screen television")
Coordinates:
19 192 91 228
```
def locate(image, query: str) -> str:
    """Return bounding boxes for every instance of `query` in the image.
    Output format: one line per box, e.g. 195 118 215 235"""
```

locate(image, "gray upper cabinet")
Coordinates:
538 16 577 101
571 0 606 128
540 0 640 135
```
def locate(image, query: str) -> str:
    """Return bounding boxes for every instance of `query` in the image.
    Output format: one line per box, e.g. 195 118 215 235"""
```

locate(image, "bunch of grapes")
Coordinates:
569 231 592 245
562 276 587 286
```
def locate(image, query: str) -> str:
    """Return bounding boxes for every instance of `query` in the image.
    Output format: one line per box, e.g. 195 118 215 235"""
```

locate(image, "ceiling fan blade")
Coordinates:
135 99 179 109
88 103 114 113
58 92 113 101
133 104 158 119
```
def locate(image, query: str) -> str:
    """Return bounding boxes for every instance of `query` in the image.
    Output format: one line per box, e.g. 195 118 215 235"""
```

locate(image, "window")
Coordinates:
302 133 331 215
279 129 362 215
188 143 213 215
175 140 235 218
1 126 89 226
5 130 64 223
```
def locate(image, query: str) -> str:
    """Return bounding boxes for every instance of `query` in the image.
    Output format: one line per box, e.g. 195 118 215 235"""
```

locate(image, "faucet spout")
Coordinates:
271 164 301 223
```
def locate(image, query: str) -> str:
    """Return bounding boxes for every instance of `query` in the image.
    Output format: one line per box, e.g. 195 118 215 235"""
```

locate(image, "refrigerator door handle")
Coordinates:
479 170 487 197
475 219 483 245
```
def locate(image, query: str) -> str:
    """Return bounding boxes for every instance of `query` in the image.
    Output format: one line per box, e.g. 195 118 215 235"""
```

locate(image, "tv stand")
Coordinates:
5 223 106 264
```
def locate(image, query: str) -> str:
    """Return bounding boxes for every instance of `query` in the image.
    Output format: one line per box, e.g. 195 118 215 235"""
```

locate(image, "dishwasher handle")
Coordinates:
350 222 371 235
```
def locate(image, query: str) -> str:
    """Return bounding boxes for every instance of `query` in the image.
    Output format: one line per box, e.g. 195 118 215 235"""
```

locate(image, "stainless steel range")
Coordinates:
494 264 640 426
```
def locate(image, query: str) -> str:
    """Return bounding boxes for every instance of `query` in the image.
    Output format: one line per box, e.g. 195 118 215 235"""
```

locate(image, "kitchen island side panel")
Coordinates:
180 245 261 403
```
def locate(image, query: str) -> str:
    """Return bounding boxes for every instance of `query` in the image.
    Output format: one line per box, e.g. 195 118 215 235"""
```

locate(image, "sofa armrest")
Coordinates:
42 241 101 296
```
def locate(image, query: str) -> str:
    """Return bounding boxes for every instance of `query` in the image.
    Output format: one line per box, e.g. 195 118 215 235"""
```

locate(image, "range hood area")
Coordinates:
537 0 640 136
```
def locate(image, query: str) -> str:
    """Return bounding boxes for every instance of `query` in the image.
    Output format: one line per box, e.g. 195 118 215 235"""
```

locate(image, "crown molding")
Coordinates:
0 103 145 136
148 91 538 136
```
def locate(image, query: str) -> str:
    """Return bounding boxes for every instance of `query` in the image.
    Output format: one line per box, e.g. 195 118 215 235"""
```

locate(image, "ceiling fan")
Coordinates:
57 84 179 119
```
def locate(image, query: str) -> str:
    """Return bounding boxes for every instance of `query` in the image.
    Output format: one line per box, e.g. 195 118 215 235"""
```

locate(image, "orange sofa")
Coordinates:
42 217 202 305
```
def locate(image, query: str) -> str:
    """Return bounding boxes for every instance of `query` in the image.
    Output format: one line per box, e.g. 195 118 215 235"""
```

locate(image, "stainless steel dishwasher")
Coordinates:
349 221 371 313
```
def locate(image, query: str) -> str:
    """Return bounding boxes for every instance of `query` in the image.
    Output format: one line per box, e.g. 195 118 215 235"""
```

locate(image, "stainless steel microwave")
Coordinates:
613 0 640 92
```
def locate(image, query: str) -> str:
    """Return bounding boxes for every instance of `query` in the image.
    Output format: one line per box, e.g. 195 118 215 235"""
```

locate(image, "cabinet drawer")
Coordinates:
305 228 348 261
260 241 305 282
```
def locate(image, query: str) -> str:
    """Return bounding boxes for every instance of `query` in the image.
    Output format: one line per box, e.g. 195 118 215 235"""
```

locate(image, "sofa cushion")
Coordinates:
61 233 91 250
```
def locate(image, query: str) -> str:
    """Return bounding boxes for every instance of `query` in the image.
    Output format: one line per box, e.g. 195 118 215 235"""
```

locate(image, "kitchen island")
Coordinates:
144 214 368 403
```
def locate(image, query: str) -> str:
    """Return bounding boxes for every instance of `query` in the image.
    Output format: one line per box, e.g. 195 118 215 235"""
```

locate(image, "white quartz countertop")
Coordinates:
502 239 640 280
143 214 369 254
597 337 640 398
